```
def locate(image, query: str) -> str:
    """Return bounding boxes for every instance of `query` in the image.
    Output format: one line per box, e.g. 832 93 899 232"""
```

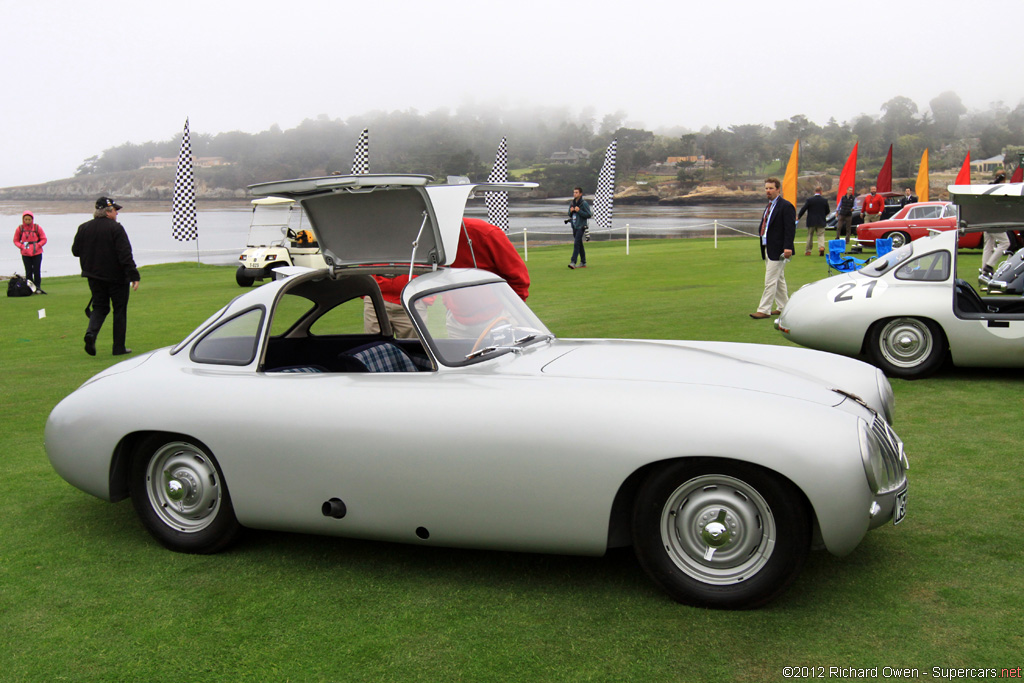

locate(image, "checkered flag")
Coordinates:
352 128 369 174
171 118 198 242
485 137 509 231
592 139 617 231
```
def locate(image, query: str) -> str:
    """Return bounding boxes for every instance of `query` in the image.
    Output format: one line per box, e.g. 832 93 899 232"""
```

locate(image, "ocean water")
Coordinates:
2 200 762 279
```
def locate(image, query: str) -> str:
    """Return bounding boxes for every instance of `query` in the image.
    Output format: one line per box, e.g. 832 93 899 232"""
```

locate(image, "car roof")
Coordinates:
247 174 537 270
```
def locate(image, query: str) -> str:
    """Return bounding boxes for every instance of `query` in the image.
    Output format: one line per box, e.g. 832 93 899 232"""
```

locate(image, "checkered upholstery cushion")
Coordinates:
346 342 419 373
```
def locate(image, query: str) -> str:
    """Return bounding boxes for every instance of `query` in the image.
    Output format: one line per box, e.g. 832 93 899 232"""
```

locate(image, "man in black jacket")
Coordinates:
72 197 141 356
836 186 856 242
751 177 795 319
798 185 830 256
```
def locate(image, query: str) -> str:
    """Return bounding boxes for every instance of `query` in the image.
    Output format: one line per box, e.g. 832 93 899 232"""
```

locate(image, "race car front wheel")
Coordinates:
632 459 811 609
130 435 241 554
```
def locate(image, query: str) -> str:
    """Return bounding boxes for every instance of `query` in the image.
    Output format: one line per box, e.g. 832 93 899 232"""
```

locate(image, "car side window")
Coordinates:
942 205 958 218
894 251 950 282
309 298 368 335
191 307 265 365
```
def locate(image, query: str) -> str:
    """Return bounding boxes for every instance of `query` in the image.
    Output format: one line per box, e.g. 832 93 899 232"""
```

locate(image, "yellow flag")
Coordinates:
783 140 799 208
915 149 929 202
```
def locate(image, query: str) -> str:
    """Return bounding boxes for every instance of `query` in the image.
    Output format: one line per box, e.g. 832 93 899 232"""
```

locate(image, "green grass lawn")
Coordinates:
2 238 1022 681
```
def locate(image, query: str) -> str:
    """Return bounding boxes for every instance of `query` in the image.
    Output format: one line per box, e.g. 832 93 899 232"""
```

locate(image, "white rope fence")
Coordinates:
505 221 757 261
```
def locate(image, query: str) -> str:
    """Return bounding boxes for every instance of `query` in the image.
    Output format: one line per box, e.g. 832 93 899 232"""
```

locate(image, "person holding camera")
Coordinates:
567 187 592 269
13 210 47 293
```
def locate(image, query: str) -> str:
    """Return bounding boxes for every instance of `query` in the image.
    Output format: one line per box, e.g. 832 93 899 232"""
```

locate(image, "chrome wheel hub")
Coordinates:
879 319 932 368
661 474 776 585
146 442 222 532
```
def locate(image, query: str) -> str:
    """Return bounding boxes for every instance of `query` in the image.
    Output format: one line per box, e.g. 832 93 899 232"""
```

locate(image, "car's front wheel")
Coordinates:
130 436 241 554
884 231 910 249
632 459 810 609
867 316 946 379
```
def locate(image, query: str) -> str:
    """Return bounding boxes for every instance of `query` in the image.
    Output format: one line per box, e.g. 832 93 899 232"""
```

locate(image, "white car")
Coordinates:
46 174 908 610
777 183 1024 378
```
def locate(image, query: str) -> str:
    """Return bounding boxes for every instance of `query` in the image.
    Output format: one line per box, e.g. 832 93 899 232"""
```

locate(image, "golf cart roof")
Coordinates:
949 183 1024 230
247 174 537 270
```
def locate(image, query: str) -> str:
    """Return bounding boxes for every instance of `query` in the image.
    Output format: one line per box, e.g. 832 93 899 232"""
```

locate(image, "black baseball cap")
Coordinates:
96 197 123 211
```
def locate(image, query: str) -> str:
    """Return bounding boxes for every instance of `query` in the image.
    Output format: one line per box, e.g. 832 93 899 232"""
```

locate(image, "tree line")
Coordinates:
73 92 1024 197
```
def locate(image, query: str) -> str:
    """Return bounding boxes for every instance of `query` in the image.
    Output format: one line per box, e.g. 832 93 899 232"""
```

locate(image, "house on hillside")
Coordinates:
143 156 232 169
549 148 591 164
970 155 1005 175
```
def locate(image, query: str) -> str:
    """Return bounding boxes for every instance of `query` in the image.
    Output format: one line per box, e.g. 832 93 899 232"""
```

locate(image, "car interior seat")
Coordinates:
342 341 419 373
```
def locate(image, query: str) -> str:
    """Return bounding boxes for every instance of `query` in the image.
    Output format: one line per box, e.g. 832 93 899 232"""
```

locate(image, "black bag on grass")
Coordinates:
6 274 35 297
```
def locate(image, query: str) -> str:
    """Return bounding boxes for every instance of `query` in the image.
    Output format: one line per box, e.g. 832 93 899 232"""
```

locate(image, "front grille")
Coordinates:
872 415 908 492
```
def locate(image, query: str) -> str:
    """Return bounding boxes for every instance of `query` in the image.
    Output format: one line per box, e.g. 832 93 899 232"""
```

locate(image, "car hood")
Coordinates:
538 339 850 409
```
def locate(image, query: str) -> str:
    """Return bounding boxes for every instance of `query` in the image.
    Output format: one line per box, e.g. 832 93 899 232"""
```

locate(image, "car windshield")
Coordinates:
410 281 553 366
860 242 914 277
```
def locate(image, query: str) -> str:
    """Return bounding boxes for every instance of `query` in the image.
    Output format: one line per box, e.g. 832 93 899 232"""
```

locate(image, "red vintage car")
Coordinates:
855 201 982 249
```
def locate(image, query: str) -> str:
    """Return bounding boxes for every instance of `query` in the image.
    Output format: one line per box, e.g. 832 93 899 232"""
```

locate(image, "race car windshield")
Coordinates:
411 281 552 366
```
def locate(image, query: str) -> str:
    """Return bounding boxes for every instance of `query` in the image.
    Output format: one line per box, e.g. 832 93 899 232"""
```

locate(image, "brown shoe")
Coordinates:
804 251 811 256
749 312 770 319
819 247 825 256
771 310 782 315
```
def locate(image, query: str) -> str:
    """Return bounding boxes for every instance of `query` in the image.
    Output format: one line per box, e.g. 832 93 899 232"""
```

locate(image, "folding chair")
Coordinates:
875 238 894 258
826 239 869 275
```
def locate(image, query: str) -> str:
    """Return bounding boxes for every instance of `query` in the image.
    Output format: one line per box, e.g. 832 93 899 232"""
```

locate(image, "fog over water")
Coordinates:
2 200 762 279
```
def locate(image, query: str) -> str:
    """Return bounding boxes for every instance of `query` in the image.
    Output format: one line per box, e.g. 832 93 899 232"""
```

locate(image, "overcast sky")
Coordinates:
2 0 1021 189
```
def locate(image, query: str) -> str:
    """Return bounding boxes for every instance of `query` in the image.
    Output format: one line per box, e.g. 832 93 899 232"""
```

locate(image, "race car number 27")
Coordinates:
828 280 887 303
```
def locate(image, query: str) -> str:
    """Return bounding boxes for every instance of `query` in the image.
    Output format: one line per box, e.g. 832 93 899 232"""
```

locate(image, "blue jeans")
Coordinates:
571 225 587 266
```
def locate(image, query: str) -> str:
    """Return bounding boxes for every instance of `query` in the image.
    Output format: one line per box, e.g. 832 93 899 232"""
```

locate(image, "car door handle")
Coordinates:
987 320 1010 328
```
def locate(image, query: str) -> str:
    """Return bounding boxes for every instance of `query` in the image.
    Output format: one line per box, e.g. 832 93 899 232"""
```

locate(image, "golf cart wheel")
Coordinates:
235 266 255 287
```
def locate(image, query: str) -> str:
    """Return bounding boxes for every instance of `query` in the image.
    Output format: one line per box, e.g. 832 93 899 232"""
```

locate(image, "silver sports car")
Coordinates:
777 183 1024 379
46 174 908 609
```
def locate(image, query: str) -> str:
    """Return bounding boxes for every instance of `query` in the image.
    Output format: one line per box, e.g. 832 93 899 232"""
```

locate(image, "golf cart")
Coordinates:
236 197 327 287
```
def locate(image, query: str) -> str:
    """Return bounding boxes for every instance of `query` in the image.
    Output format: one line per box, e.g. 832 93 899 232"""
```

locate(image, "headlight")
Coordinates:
858 418 907 494
875 368 895 424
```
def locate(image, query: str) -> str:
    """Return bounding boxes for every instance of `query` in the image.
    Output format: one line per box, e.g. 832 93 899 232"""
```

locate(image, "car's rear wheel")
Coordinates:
884 231 910 249
235 266 255 287
632 459 810 609
868 316 946 379
130 436 241 554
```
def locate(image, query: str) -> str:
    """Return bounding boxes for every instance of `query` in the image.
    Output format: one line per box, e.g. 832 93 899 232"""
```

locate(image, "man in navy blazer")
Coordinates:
751 177 796 319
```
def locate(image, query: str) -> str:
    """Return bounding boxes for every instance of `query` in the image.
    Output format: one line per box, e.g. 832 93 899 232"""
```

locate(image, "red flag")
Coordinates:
955 152 971 185
837 143 858 204
1011 165 1023 183
876 144 893 193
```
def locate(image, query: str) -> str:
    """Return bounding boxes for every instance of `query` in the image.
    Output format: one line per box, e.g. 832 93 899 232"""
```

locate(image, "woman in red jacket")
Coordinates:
13 210 47 293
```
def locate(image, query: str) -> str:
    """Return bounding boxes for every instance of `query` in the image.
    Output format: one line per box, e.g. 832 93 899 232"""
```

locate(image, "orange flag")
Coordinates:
915 149 929 202
955 152 971 185
782 140 799 208
838 143 858 204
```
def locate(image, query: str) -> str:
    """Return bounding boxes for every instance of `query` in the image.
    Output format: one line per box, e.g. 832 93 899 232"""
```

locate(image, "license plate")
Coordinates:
893 487 907 525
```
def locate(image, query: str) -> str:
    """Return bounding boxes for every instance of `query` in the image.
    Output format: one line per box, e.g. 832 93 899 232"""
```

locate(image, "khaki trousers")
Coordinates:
757 258 789 315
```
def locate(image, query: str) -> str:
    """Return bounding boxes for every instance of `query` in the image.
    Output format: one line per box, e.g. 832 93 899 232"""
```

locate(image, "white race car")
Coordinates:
777 183 1024 378
46 174 908 609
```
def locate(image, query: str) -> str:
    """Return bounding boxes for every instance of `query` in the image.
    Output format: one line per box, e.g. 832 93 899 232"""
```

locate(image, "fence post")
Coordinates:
523 228 528 262
714 220 718 249
626 224 630 255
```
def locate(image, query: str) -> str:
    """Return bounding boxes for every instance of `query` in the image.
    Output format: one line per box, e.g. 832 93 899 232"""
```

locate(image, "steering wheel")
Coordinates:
471 317 512 354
